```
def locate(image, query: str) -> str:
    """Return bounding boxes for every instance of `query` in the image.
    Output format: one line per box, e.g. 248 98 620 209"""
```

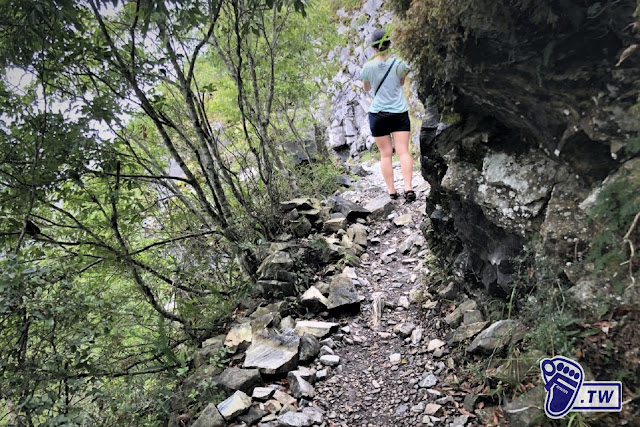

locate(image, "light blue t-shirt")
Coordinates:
360 57 409 113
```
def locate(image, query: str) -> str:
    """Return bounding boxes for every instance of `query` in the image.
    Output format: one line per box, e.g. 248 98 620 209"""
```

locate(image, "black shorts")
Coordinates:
368 111 410 137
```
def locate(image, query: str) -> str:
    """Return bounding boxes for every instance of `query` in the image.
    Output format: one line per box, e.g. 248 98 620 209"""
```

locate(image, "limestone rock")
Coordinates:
252 387 275 402
319 355 340 367
467 320 526 354
410 327 423 345
346 223 368 247
295 320 339 339
238 406 268 425
364 194 394 219
323 217 348 233
463 309 484 324
217 390 252 421
277 411 313 427
243 331 300 375
224 322 252 351
427 339 445 352
287 371 315 399
444 300 478 327
256 279 296 298
300 286 328 312
392 214 412 227
449 321 489 343
301 406 324 425
192 403 225 427
257 251 294 280
394 322 416 338
298 333 320 363
399 233 424 254
423 403 442 416
196 334 225 368
437 281 458 299
326 274 360 312
280 315 296 331
326 195 370 222
281 198 321 212
397 296 410 309
212 367 261 394
291 216 313 238
419 373 438 388
503 385 546 426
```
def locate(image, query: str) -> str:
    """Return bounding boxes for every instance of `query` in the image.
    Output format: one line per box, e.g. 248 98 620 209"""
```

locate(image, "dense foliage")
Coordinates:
0 0 339 424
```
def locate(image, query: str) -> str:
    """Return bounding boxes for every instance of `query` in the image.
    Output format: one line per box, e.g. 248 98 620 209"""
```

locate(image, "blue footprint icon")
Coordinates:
540 356 584 418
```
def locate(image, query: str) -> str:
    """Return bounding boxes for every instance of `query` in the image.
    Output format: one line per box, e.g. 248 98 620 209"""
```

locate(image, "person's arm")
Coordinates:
399 61 409 86
360 64 371 92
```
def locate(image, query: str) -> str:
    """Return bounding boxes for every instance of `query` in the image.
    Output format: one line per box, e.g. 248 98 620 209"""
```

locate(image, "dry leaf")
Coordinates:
616 44 638 66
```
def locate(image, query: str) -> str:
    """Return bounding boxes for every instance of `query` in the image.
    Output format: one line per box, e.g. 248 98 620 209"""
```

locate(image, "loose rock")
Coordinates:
217 390 252 421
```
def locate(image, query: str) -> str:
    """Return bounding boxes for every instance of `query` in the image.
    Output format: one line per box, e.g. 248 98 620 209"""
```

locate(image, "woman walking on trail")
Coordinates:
360 29 415 202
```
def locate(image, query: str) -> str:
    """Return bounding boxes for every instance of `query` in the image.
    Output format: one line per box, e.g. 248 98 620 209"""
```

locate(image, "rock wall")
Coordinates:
413 1 640 295
325 0 423 158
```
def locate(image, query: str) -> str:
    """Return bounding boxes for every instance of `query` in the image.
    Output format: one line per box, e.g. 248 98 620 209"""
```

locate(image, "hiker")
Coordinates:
360 29 415 203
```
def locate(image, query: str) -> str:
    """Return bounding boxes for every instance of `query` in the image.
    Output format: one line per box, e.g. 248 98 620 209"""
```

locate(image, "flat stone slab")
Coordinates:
295 320 339 338
243 331 300 375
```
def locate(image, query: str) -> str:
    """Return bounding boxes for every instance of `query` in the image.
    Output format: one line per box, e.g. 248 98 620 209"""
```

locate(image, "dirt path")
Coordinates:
310 162 475 427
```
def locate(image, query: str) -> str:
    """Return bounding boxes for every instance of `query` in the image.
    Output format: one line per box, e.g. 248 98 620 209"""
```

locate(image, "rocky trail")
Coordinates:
312 165 461 427
178 160 534 427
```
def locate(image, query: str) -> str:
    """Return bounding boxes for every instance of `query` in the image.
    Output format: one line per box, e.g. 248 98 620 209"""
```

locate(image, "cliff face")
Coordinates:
403 0 640 295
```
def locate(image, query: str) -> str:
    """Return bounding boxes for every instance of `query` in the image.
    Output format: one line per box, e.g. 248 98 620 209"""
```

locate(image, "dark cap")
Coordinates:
369 29 388 45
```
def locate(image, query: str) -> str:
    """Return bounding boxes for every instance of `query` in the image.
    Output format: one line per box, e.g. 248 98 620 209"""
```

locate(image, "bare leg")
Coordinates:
392 131 413 191
374 135 396 194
